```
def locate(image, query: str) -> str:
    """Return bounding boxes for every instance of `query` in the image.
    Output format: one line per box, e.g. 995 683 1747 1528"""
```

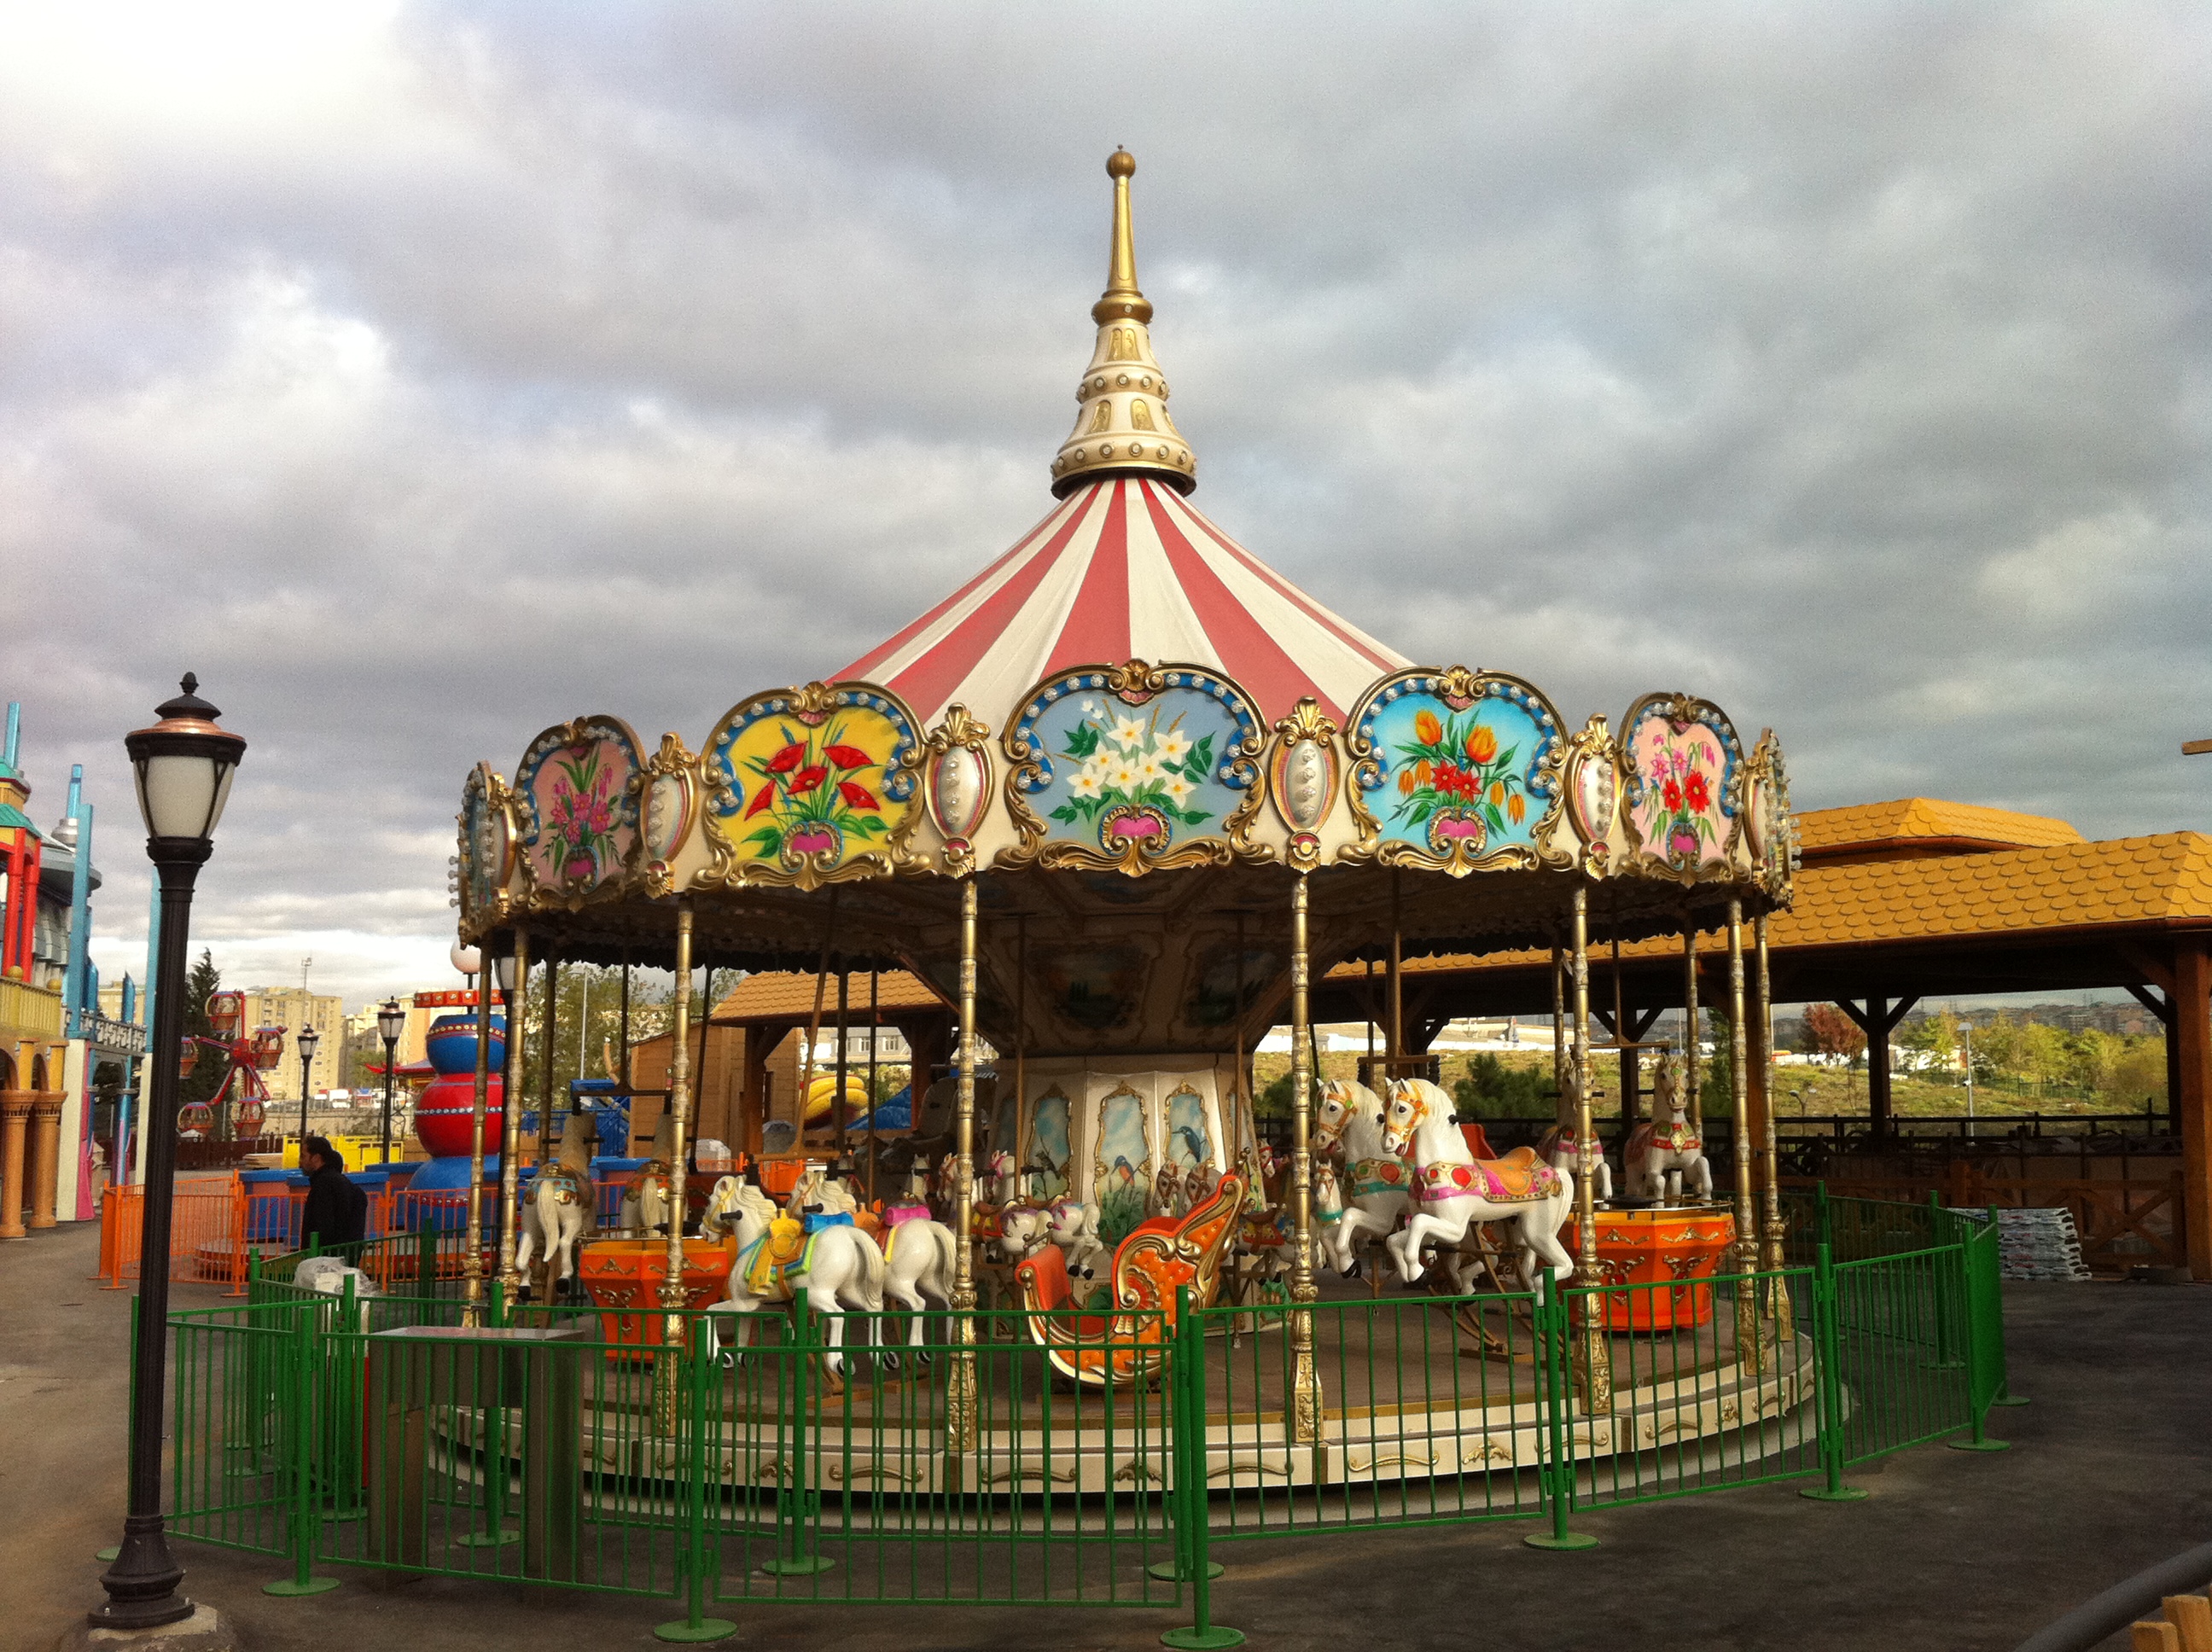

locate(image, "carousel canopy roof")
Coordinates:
836 474 1408 728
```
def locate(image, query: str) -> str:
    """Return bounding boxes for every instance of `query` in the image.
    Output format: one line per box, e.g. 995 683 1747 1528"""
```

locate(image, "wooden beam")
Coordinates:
2176 940 2210 1279
2118 939 2178 998
2124 981 2171 1024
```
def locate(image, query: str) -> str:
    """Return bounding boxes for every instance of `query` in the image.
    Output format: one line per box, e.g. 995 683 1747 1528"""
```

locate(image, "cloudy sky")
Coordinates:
4 2 2206 1010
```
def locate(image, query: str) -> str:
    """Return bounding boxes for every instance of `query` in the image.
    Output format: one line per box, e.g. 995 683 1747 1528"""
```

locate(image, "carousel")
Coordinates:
445 149 1807 1494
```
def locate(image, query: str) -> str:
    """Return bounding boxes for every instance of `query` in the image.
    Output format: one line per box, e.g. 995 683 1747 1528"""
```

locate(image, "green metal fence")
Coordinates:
164 1195 2010 1642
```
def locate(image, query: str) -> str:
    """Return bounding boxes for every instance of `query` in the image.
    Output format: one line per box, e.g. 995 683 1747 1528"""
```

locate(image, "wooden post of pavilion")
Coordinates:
2176 939 2212 1281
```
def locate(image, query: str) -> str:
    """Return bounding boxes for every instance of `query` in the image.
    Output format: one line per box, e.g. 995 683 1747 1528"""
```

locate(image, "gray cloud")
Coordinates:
3 1 2205 1009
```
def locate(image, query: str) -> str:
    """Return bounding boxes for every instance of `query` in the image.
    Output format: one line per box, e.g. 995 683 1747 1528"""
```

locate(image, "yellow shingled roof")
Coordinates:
708 969 948 1025
1774 830 2212 948
1339 829 2212 981
1796 797 2083 857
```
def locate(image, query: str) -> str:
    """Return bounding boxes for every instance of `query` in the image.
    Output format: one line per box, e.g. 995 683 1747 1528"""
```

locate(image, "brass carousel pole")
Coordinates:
496 926 533 1299
1551 946 1567 1102
619 951 632 1090
1682 921 1701 1131
1569 886 1612 1408
462 957 493 1327
1289 875 1323 1447
946 879 981 1461
865 969 880 1204
1013 914 1028 1201
834 968 850 1163
1388 870 1405 1071
796 892 839 1149
655 901 696 1433
1726 899 1763 1372
1756 915 1790 1322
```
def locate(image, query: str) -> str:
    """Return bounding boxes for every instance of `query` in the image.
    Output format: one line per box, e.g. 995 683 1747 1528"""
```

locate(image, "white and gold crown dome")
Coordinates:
1049 149 1196 497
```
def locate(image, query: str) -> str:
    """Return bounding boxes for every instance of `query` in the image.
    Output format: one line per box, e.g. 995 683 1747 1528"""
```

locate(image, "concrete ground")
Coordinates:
3 1216 2203 1651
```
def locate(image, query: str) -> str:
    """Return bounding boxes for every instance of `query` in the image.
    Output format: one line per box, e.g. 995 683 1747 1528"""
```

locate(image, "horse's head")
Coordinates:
1313 1160 1342 1216
1313 1079 1355 1152
998 1206 1049 1259
1382 1078 1446 1157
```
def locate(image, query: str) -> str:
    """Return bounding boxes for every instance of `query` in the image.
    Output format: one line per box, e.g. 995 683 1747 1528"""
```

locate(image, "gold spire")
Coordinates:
1051 148 1196 497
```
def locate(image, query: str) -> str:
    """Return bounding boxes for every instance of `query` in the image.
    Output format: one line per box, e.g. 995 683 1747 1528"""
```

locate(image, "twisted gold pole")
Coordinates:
496 925 530 1298
1289 875 1322 1445
1756 915 1792 1323
1570 885 1612 1409
946 879 981 1457
1727 899 1763 1374
655 903 695 1434
461 964 492 1326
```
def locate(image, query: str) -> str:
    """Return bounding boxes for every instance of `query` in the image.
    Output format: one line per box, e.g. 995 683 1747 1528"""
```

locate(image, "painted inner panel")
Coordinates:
1628 716 1730 865
1025 685 1246 854
1029 1087 1073 1200
713 705 911 872
1092 1082 1152 1247
524 736 635 889
1039 944 1149 1034
1364 694 1545 855
1164 1085 1210 1172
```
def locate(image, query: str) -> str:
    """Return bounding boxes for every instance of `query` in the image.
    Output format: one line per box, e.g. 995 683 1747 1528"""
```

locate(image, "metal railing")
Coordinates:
163 1196 2011 1641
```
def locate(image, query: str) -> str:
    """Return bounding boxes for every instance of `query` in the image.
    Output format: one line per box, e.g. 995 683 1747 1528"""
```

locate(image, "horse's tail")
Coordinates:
932 1221 960 1294
855 1228 888 1310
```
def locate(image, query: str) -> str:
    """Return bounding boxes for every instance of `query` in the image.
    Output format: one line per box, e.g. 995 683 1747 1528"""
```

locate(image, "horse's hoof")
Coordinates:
879 1353 902 1374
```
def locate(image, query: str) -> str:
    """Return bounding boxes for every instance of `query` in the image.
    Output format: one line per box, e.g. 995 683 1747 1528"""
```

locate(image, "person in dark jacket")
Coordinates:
299 1136 368 1249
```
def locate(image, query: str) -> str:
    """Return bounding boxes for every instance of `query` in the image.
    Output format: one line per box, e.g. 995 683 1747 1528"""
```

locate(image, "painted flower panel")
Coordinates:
524 736 636 890
1027 686 1244 852
713 706 912 869
1627 715 1731 867
1365 693 1546 852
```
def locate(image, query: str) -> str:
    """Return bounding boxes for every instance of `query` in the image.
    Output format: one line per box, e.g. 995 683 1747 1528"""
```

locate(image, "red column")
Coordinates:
2176 940 2211 1281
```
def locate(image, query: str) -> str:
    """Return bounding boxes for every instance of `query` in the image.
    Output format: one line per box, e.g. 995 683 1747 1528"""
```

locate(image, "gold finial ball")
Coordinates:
1107 148 1135 179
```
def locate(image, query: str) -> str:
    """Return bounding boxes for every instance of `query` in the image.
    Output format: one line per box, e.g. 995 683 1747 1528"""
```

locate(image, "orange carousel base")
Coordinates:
1562 1207 1738 1332
577 1238 736 1353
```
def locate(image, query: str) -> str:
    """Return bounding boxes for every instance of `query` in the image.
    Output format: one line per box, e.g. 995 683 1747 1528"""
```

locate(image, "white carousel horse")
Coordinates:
999 1195 1106 1283
981 1149 1022 1207
516 1111 597 1293
702 1178 886 1379
620 1111 678 1235
1312 1078 1410 1278
1379 1079 1577 1299
876 1200 959 1365
1536 1061 1613 1202
1624 1054 1712 1204
787 1162 861 1217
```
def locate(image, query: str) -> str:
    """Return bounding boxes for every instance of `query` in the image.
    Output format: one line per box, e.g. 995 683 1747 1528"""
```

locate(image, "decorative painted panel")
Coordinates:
1092 1080 1153 1246
1037 943 1150 1035
1000 660 1266 875
701 682 921 890
457 762 515 930
1621 694 1743 875
1028 1085 1074 1200
513 717 642 902
1164 1085 1211 1174
1345 667 1565 874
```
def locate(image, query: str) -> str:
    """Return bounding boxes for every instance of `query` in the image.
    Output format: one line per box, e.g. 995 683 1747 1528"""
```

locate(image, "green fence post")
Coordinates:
1815 1181 1831 1254
1801 1242 1868 1502
656 1318 736 1643
265 1310 339 1596
416 1221 434 1294
1523 1273 1597 1550
1925 1195 1965 1371
1948 1220 2011 1454
760 1286 831 1577
1163 1290 1242 1649
1984 1207 2029 1406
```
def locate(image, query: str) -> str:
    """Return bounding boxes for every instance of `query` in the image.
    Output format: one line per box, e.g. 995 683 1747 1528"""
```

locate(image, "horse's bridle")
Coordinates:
1383 1079 1433 1153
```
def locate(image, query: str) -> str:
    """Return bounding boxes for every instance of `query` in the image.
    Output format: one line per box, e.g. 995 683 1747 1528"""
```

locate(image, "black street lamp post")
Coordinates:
94 674 246 1630
376 998 405 1166
295 1026 320 1152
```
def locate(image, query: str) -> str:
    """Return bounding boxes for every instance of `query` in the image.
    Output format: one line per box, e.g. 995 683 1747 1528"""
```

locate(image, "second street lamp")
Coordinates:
295 1025 321 1152
376 998 405 1166
94 674 246 1630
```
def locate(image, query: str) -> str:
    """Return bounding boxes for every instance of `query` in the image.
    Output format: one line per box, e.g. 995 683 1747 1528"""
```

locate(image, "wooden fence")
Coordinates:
1783 1166 2184 1273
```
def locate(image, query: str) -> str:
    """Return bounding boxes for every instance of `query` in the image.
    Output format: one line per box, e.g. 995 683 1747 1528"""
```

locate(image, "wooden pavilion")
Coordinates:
1308 799 2212 1277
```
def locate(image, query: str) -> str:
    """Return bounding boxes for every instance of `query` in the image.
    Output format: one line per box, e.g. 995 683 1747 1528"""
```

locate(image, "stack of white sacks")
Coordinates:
1948 1207 2092 1281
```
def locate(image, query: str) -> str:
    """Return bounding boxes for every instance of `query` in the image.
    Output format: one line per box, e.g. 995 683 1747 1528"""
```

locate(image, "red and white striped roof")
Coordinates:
838 477 1408 728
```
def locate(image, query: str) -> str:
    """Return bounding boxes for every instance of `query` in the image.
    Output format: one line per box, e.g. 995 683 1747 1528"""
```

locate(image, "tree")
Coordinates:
1254 1072 1294 1120
1896 1012 1957 1077
1453 1053 1557 1119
